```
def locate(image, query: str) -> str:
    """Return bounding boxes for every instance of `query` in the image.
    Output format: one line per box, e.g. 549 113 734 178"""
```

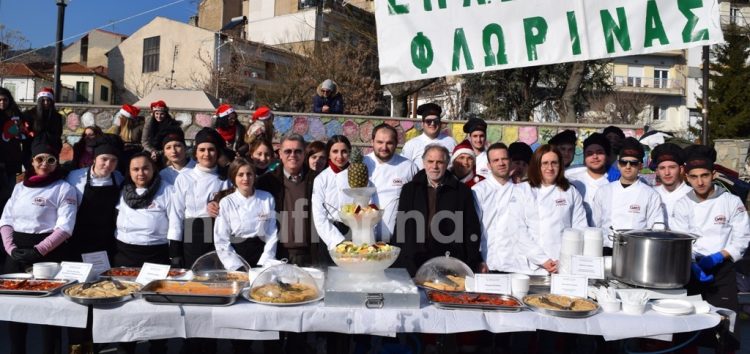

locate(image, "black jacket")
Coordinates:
393 169 482 276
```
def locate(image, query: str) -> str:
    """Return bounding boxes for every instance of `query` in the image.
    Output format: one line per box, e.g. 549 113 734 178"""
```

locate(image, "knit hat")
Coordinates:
508 142 532 163
150 100 168 112
583 133 611 154
36 87 54 101
463 117 487 134
416 102 442 119
618 137 644 160
684 145 716 172
194 127 224 148
157 125 185 150
603 125 625 139
119 104 140 119
321 79 336 91
451 140 475 164
215 104 235 118
650 143 684 167
549 129 577 146
252 106 273 122
93 134 123 159
30 136 60 158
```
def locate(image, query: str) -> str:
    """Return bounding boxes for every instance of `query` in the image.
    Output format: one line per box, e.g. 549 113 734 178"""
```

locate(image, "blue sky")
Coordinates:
0 0 197 48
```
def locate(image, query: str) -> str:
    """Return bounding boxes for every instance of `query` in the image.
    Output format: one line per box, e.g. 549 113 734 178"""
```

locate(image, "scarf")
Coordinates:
23 168 63 188
328 160 349 174
122 175 162 209
216 125 236 143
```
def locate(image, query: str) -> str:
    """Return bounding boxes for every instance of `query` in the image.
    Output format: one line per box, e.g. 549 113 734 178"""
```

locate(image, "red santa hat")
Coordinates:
36 87 54 101
118 104 140 119
150 100 168 112
451 139 475 164
215 103 235 118
252 106 273 121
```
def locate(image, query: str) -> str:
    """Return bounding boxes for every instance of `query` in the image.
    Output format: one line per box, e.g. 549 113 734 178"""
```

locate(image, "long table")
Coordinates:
0 293 721 343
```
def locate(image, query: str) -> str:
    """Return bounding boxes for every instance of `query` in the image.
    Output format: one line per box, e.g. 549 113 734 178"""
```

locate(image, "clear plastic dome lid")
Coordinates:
248 264 322 304
191 250 251 283
414 252 475 292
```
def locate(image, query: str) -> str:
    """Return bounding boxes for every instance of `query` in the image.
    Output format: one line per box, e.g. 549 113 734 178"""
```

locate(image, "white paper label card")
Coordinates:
55 262 94 283
474 274 511 294
571 255 604 279
81 251 110 277
551 274 588 298
135 263 171 285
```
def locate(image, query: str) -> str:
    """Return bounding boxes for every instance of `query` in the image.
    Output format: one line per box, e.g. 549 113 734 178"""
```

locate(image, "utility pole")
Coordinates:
54 0 69 102
701 45 710 145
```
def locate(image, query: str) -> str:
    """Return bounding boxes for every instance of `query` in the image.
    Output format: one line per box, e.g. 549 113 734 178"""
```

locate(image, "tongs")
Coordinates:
434 269 460 288
82 278 127 290
322 203 341 222
275 278 299 292
539 295 575 310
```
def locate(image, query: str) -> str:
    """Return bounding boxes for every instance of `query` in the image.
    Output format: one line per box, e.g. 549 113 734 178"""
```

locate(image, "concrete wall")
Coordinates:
715 139 750 180
62 30 125 68
247 8 317 45
198 0 245 32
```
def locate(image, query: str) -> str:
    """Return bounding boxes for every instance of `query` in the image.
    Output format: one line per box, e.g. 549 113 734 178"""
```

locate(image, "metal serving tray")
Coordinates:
61 281 141 305
426 290 524 312
140 280 242 306
0 278 74 297
523 294 599 318
99 267 190 281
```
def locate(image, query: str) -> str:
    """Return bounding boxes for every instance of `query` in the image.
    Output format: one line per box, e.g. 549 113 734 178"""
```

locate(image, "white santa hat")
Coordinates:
451 140 475 164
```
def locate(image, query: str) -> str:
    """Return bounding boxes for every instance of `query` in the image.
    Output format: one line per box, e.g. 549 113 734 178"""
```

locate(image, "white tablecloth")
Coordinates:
0 295 88 328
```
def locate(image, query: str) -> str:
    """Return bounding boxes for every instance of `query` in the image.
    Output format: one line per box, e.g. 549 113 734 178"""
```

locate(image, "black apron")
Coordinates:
687 260 739 312
183 217 216 268
231 236 266 267
114 239 169 267
68 170 119 262
3 231 68 273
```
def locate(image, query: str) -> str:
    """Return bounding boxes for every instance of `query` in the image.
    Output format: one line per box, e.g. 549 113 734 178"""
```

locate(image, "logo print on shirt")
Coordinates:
714 215 727 224
258 212 270 221
628 204 641 213
392 178 404 186
555 198 567 207
32 197 46 206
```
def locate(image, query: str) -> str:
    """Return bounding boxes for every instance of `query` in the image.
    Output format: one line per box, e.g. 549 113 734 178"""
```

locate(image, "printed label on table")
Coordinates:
81 251 110 277
474 274 511 294
571 255 604 279
55 262 94 283
550 274 588 298
135 263 171 285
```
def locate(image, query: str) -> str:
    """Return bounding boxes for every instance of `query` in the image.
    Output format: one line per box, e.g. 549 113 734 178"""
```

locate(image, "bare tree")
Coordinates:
584 91 656 125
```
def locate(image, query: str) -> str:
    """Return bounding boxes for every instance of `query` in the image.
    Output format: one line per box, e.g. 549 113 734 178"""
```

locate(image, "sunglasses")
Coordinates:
281 149 304 156
618 159 640 167
423 119 441 126
34 156 57 165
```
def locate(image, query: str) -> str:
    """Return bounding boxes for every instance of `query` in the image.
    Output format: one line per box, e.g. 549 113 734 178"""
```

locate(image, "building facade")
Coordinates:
62 29 128 68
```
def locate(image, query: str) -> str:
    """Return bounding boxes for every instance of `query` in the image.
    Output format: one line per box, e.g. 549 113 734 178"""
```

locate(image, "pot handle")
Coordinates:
651 222 667 231
607 227 626 245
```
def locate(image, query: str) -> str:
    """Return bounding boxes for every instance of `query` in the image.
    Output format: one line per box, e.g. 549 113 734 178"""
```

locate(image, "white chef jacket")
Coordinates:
565 166 609 225
364 152 419 242
160 159 196 187
167 167 231 241
0 179 78 235
655 182 692 226
65 167 125 204
591 179 665 248
671 187 750 261
475 151 490 179
472 178 547 273
401 133 457 169
528 183 588 260
214 189 278 269
115 183 172 246
311 167 361 249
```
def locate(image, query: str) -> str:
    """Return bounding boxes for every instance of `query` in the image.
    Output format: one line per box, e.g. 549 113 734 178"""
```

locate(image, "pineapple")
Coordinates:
348 147 369 188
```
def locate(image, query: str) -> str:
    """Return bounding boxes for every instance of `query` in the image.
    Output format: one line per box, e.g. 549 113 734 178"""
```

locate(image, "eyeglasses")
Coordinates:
423 119 441 127
281 149 304 156
618 159 640 167
34 156 57 165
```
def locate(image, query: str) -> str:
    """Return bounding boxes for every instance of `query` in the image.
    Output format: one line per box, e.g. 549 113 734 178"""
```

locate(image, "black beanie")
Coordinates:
603 125 625 139
650 143 684 167
93 134 124 159
508 142 533 163
549 129 577 146
30 136 60 158
583 133 611 154
463 117 487 134
157 125 185 150
618 137 645 160
195 128 224 148
684 145 716 172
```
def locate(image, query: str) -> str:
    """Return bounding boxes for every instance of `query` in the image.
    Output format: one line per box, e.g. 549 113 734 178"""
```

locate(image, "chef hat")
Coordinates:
36 87 54 101
194 127 224 148
583 133 611 154
416 102 442 119
157 125 185 150
684 145 716 172
650 143 684 167
215 104 235 118
119 104 141 119
30 136 60 158
618 137 644 160
252 106 273 122
93 134 124 159
150 100 168 112
603 125 625 139
451 140 475 164
463 117 487 134
549 129 577 146
508 142 532 163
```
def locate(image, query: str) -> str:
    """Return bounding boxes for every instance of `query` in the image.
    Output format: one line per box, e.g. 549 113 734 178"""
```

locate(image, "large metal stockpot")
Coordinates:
610 224 696 289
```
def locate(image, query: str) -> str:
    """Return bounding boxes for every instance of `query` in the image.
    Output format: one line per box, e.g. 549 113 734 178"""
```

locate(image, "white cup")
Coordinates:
599 299 621 313
32 262 60 279
511 274 530 298
622 302 647 315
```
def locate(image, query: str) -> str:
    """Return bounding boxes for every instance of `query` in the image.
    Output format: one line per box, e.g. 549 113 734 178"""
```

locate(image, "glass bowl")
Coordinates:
248 264 322 304
414 253 474 292
329 241 400 273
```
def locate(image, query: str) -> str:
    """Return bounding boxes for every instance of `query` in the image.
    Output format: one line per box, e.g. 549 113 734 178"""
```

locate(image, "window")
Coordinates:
627 66 644 87
75 81 89 103
100 85 109 102
654 68 669 88
80 35 89 64
652 106 667 121
142 36 160 73
730 7 740 24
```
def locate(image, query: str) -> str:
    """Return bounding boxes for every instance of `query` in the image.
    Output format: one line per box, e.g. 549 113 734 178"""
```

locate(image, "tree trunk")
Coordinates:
385 78 437 118
557 62 586 123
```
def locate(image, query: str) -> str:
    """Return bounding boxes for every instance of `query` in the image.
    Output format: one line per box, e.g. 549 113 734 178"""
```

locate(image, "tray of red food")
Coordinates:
426 289 524 312
0 278 75 297
99 267 189 281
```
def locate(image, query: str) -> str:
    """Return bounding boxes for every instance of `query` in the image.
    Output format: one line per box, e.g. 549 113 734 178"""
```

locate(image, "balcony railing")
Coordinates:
613 75 684 91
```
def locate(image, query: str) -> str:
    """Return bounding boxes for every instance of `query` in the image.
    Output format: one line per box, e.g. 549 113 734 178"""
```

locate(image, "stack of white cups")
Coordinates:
582 227 604 257
558 228 583 274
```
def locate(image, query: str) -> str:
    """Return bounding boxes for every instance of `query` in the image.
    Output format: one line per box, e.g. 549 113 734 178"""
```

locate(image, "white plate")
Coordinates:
651 299 694 315
242 290 324 306
0 273 33 279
